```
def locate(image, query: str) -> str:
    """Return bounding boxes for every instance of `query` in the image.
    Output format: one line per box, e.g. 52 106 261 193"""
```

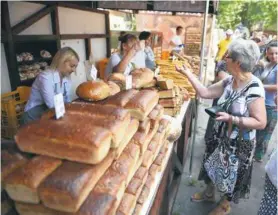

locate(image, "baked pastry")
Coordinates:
76 81 110 101
145 174 154 189
131 68 154 89
133 166 148 181
15 115 112 164
127 171 147 200
159 98 179 108
158 89 175 99
148 104 164 121
103 89 139 108
141 79 157 89
116 193 137 215
5 156 62 204
138 118 150 135
40 50 52 58
149 164 160 178
39 151 114 213
107 81 121 96
1 150 28 183
124 90 159 121
115 118 139 158
157 79 174 90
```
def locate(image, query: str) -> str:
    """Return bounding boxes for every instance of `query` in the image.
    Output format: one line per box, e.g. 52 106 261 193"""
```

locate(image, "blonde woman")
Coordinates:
21 47 79 125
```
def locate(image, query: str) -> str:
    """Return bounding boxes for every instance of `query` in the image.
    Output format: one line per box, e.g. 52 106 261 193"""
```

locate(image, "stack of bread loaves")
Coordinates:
2 89 172 215
156 77 189 117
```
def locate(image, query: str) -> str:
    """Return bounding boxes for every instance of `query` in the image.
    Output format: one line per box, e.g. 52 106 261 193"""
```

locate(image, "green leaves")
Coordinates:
217 0 277 31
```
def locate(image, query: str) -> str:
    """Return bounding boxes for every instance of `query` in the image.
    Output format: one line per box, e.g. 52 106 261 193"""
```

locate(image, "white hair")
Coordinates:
228 39 261 72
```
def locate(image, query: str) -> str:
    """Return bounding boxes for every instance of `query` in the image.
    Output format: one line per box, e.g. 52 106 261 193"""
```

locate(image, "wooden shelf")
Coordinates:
17 57 52 66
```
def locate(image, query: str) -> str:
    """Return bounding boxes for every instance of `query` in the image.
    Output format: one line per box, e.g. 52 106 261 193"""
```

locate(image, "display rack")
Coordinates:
151 31 163 60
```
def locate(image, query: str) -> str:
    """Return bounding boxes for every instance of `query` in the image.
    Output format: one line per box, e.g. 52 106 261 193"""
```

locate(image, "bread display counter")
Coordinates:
1 70 195 215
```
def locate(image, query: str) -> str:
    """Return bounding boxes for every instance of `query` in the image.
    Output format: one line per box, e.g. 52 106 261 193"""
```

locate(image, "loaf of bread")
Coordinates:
141 79 157 89
158 89 175 99
149 164 160 178
103 89 139 108
138 118 150 135
134 166 148 181
116 193 137 215
127 171 147 200
76 80 110 101
65 103 130 121
158 119 170 134
133 204 142 215
107 81 121 96
94 169 126 215
1 150 27 183
134 154 144 173
115 118 139 158
148 104 164 121
111 143 140 186
145 174 154 189
137 185 150 205
131 131 148 155
70 191 117 215
108 73 126 90
131 68 154 89
39 152 114 213
154 152 167 172
15 203 59 215
5 156 62 204
159 98 179 108
124 90 159 121
142 150 154 169
15 115 112 164
157 79 174 90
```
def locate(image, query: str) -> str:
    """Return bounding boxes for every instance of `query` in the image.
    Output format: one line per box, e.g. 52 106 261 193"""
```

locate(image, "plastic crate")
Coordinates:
1 87 31 139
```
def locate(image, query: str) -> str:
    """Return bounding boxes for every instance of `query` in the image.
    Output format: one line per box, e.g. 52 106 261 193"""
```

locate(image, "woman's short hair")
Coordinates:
228 39 260 73
50 47 79 70
118 34 137 52
139 31 151 41
265 40 278 62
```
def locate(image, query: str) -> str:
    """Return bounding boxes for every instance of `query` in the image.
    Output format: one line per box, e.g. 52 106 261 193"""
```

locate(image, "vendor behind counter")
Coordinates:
105 34 146 80
21 47 79 125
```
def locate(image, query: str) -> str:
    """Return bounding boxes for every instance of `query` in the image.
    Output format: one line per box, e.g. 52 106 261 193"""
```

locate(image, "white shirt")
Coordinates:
171 35 183 51
105 52 146 79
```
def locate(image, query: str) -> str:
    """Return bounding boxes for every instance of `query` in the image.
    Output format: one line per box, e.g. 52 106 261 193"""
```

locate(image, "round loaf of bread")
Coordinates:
76 80 110 101
108 73 126 90
107 81 121 96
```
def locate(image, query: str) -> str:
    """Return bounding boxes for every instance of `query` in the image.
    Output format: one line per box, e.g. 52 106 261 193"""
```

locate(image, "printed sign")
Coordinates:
54 93 65 119
126 75 132 90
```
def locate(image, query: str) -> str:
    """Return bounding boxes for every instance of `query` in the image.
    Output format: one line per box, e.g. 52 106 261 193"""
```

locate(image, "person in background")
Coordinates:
169 26 184 54
215 29 233 73
105 34 141 79
21 47 79 125
176 39 266 215
257 149 277 215
139 31 156 70
117 31 126 51
254 41 277 162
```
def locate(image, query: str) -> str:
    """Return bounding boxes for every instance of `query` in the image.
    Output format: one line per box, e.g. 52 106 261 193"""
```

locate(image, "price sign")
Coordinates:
125 75 132 90
90 65 98 81
154 66 160 77
54 93 65 119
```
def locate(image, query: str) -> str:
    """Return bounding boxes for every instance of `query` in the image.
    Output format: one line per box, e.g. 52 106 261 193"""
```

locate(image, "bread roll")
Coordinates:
133 204 142 215
103 89 139 108
149 164 160 178
124 90 159 121
107 81 121 96
133 166 148 181
145 174 154 189
137 186 150 205
131 131 148 155
1 150 27 182
15 115 112 164
148 104 164 121
76 81 110 101
115 118 139 158
39 152 114 213
141 79 157 89
15 203 59 215
116 193 137 215
5 156 62 204
127 171 147 200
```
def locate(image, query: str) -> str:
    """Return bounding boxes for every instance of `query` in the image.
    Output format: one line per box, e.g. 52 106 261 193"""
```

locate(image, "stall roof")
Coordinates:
95 1 218 14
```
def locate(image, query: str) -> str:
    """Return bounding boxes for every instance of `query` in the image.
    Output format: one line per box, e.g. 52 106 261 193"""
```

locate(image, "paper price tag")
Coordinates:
125 75 132 90
54 93 65 119
154 66 160 77
90 65 98 81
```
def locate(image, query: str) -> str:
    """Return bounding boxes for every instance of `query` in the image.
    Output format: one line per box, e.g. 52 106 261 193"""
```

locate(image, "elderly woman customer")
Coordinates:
254 41 277 162
176 39 266 215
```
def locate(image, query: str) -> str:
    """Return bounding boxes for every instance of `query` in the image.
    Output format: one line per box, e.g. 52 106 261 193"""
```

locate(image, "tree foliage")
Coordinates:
217 0 277 31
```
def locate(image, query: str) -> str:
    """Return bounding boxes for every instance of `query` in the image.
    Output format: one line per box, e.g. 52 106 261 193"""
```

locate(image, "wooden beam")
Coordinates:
57 2 109 15
2 1 20 90
105 13 111 58
12 5 55 35
51 5 61 49
60 34 109 40
13 35 58 42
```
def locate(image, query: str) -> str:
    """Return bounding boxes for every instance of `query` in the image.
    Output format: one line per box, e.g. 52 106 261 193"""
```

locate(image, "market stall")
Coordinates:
1 1 218 215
